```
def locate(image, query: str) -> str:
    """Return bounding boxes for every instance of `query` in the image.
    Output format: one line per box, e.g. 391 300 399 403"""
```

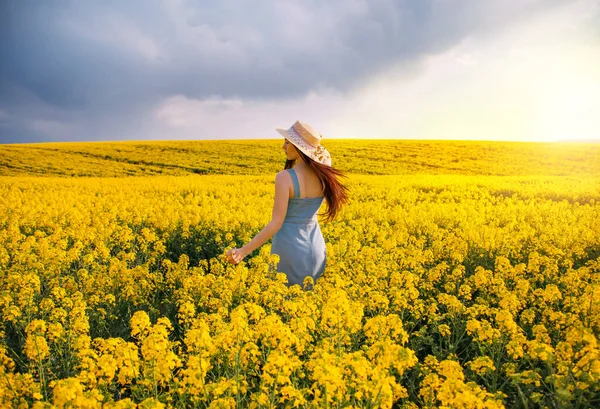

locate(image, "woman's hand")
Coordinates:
226 247 247 265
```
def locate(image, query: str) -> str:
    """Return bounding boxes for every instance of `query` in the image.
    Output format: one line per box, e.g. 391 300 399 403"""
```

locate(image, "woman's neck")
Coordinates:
293 160 309 170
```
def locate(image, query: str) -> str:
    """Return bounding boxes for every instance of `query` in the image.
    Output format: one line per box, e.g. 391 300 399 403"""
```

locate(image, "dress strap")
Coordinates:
288 168 301 198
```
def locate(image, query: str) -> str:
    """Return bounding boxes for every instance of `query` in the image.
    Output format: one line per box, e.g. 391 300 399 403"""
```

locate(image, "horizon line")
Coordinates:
2 137 600 146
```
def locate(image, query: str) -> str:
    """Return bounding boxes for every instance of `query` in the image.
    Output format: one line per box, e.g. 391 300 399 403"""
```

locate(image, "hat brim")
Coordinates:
276 127 301 148
275 128 290 139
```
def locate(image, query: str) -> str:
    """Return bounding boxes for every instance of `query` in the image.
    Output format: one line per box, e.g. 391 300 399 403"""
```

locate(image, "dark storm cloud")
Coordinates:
0 0 565 142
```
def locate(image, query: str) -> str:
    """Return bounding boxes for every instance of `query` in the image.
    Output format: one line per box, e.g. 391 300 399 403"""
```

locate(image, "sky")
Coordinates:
1 0 599 144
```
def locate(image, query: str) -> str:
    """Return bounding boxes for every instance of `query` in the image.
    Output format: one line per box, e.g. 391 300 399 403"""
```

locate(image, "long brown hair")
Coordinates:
284 149 350 223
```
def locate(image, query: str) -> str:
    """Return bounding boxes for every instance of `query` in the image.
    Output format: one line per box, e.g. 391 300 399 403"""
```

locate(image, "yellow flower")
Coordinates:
138 397 166 408
184 320 214 355
438 324 451 337
526 340 554 362
130 310 151 339
103 398 137 408
468 356 496 375
320 288 364 344
140 317 181 386
180 355 212 395
26 319 47 335
51 377 103 408
178 300 196 327
47 322 65 343
261 350 302 388
96 353 118 382
25 335 50 362
364 314 409 345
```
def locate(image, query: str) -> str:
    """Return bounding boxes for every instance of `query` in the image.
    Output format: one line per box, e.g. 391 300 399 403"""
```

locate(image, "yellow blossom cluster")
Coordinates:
1 144 599 408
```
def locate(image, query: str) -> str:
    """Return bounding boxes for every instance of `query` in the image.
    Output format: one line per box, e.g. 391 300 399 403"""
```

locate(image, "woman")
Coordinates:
226 120 349 287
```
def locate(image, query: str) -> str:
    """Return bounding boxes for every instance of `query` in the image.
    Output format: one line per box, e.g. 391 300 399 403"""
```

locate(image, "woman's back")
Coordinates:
289 165 325 199
271 167 327 287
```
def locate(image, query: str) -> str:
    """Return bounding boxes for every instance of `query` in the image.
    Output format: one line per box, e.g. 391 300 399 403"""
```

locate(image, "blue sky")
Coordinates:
1 0 599 144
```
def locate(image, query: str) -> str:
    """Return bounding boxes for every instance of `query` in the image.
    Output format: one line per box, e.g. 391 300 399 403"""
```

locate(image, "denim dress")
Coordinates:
270 168 327 287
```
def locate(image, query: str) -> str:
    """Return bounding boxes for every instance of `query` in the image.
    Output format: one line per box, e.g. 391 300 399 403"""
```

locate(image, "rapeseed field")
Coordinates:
0 140 599 408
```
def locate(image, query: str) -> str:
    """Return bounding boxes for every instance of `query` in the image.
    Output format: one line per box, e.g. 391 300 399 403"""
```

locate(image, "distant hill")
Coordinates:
1 139 599 177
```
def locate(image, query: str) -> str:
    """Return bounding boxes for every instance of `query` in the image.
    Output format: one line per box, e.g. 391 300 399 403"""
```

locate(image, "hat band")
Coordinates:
289 125 319 149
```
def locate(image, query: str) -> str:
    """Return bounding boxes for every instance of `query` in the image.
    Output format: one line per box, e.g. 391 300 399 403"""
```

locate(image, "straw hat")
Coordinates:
276 120 332 166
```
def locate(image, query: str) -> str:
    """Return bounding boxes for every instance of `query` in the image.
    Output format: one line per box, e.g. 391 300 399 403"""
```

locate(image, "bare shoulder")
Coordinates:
275 169 291 183
275 170 292 186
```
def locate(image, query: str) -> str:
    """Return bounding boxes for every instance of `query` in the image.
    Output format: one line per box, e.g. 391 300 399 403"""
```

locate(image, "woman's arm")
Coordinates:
238 171 289 258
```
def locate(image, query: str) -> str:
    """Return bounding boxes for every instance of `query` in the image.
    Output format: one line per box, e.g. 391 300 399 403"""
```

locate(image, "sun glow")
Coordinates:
534 74 600 142
328 2 600 143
